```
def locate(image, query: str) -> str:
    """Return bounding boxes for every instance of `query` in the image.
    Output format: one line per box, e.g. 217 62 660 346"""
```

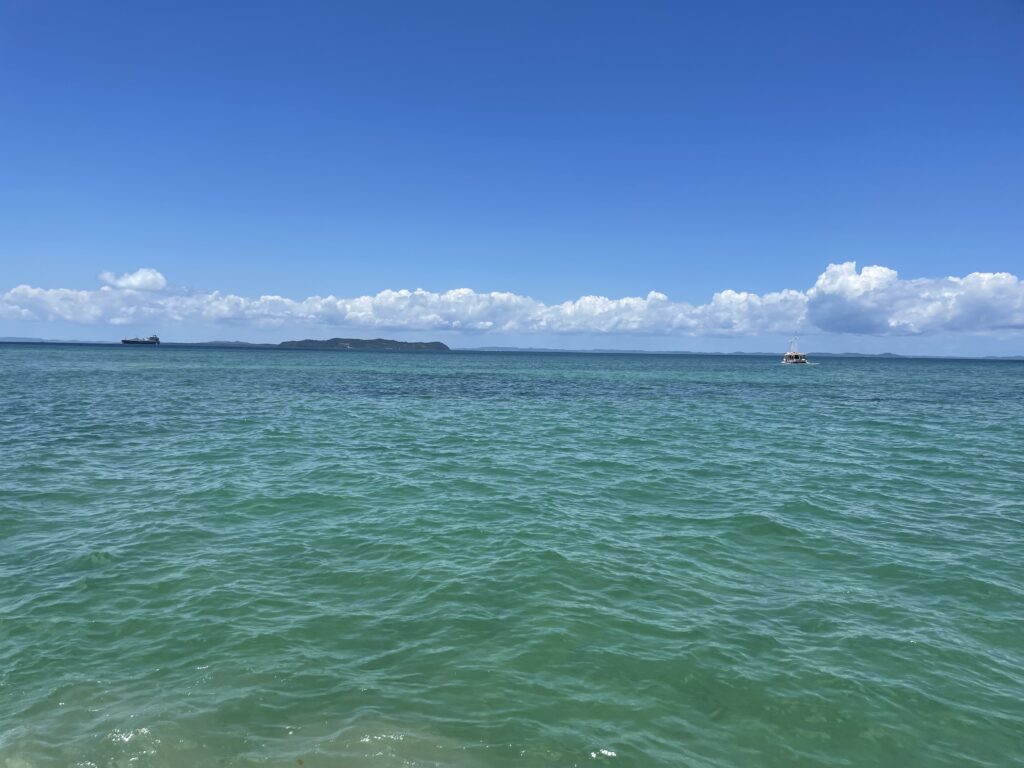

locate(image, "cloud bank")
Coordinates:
2 263 1022 336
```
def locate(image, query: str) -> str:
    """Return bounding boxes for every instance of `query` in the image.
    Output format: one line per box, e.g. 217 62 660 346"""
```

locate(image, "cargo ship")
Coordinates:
121 335 160 345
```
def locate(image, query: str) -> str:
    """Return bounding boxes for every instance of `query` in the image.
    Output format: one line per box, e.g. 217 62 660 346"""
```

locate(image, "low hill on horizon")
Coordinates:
279 338 449 351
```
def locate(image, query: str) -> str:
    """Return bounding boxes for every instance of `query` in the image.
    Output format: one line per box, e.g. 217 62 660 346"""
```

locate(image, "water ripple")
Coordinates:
1 347 1022 766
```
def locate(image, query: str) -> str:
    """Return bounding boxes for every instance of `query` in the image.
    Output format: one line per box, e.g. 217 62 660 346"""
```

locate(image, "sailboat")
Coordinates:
781 337 807 364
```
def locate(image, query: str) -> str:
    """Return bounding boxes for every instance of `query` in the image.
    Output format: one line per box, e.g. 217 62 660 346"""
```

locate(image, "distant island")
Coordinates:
1 338 1020 359
173 337 450 351
1 336 449 351
279 337 449 351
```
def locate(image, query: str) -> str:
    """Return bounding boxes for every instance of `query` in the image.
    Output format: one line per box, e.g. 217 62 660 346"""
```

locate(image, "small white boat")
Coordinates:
782 337 807 364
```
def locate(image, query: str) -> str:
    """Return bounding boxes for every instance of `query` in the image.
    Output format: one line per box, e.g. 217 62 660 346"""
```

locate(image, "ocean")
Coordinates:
1 344 1021 767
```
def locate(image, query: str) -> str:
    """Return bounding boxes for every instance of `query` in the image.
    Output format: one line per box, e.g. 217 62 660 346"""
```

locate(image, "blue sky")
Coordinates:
2 0 1023 352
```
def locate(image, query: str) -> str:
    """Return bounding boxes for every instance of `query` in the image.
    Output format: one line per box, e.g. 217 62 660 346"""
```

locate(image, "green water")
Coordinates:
1 344 1022 767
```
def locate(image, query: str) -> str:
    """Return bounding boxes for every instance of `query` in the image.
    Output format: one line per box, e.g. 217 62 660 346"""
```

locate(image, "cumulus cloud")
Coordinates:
98 268 167 291
2 262 1022 336
806 262 1024 334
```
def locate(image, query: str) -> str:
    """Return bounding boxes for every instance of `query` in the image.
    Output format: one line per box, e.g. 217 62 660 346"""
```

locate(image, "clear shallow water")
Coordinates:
1 344 1022 768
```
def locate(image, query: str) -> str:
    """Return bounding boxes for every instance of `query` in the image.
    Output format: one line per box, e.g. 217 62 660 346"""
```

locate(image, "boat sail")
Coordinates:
782 337 807 364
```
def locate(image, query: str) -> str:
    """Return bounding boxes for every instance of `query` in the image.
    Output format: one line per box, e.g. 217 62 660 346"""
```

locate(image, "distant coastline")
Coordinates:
280 338 449 351
459 347 1023 360
0 337 450 352
0 337 1020 359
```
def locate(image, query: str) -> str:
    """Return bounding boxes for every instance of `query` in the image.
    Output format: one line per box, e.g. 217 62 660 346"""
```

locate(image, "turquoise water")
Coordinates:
1 344 1022 767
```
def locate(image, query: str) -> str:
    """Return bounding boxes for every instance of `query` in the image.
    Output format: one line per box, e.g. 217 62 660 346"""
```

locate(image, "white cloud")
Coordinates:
2 262 1022 336
98 268 167 291
805 262 1024 334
